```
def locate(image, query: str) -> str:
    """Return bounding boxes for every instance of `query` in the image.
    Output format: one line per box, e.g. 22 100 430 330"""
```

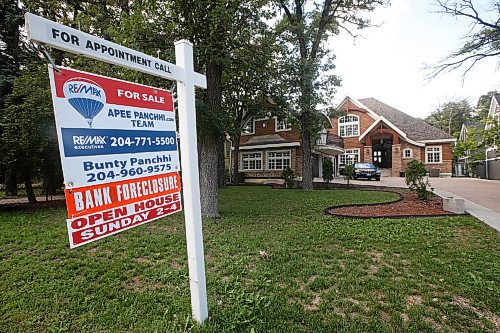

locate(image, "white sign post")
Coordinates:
25 13 209 323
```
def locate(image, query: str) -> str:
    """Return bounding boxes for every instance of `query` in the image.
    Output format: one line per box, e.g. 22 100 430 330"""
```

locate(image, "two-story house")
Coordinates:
332 96 456 177
237 115 343 183
235 96 456 183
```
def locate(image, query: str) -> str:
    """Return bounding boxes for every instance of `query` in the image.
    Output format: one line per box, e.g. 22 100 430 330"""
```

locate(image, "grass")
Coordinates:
1 186 499 332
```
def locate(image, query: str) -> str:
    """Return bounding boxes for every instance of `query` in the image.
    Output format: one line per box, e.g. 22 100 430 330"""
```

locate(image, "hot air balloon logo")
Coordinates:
63 77 106 128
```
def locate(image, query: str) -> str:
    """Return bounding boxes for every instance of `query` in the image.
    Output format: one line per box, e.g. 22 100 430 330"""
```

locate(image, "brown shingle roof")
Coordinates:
241 134 288 146
358 98 455 141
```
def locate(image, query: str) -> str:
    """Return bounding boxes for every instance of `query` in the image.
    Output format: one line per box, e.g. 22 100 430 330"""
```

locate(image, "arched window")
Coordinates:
338 115 359 137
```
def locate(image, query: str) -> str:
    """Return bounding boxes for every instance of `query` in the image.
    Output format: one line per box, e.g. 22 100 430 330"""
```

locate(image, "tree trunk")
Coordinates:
232 135 241 185
42 166 57 195
199 60 222 218
301 112 313 191
23 170 36 204
199 133 220 218
217 135 226 188
4 168 17 197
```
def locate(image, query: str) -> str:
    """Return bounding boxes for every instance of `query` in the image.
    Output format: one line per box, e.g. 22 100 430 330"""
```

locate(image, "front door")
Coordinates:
372 138 393 168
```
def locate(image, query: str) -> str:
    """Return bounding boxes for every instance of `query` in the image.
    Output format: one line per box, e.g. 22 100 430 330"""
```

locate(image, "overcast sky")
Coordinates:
330 0 499 119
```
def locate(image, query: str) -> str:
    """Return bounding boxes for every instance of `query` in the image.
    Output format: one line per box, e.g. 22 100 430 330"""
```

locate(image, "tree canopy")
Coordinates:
425 99 476 137
428 0 500 79
275 0 387 191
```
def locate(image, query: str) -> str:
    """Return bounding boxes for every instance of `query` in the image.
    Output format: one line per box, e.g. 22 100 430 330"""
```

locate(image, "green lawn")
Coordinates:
1 186 499 332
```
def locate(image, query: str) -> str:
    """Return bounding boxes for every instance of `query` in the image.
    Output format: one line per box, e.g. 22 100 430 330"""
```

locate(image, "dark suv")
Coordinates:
353 162 381 181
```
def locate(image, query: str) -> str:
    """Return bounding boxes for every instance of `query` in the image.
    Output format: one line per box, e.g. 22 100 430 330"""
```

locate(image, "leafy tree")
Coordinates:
1 0 26 195
275 0 387 191
222 27 285 185
166 0 271 217
428 0 500 79
482 117 500 152
476 91 498 120
454 126 484 176
425 99 475 136
322 157 334 186
405 160 431 200
0 62 59 203
0 0 155 200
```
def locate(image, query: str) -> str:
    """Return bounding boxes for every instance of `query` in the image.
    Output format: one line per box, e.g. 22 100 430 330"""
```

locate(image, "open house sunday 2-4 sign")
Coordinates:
49 67 182 248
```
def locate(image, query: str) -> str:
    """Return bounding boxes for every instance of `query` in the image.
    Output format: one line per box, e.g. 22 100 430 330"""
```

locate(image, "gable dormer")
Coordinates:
331 96 379 138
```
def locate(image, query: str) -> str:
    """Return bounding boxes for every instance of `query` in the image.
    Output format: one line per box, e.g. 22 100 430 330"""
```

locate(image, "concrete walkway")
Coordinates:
327 176 500 232
432 189 500 232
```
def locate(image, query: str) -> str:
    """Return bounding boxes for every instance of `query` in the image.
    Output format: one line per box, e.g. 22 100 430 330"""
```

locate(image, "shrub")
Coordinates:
344 164 355 185
281 167 295 188
322 158 334 185
405 160 431 200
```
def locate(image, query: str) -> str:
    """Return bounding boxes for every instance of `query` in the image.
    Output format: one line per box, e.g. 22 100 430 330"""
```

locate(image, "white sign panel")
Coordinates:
49 66 182 248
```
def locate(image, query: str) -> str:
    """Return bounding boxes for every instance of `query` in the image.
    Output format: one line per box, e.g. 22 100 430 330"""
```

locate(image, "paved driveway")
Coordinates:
331 176 500 212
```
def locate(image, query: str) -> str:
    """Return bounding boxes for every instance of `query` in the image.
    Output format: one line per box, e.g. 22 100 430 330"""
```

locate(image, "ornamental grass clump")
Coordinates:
405 160 431 200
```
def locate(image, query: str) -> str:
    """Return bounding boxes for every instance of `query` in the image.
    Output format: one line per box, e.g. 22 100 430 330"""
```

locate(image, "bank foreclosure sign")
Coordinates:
49 67 182 248
28 12 209 323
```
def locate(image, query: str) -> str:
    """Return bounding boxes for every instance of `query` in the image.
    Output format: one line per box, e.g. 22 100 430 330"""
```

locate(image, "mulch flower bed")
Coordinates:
326 190 462 219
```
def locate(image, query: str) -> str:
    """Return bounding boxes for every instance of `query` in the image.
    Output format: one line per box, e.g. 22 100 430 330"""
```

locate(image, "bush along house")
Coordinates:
236 115 344 183
333 96 456 177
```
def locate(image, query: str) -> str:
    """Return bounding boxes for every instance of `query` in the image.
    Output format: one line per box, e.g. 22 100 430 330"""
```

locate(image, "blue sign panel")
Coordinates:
61 128 178 157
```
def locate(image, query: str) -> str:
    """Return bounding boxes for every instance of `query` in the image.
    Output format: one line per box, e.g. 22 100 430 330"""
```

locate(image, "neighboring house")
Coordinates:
484 93 500 179
237 115 343 183
455 122 483 177
332 96 456 177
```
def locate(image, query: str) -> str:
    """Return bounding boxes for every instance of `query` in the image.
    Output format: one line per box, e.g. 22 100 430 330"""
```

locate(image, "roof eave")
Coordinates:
335 94 379 120
358 116 426 147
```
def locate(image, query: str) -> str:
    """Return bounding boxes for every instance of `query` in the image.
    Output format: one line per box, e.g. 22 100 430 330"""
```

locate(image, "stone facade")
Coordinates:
364 146 372 164
391 144 402 177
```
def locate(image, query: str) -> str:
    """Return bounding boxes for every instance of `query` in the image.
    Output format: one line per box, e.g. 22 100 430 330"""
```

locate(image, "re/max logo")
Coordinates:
67 83 102 97
73 135 107 145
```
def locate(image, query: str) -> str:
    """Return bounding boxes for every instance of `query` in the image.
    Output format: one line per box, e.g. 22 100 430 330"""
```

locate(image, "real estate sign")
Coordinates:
49 67 182 248
28 12 208 323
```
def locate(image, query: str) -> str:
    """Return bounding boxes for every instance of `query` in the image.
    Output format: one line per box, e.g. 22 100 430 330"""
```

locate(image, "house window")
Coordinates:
403 148 412 158
276 119 291 131
241 152 262 170
339 149 360 167
338 115 360 137
426 146 442 163
241 117 255 135
267 150 291 170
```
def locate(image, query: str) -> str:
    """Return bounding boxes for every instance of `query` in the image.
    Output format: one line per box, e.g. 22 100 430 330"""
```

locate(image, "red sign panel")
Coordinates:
48 67 182 248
